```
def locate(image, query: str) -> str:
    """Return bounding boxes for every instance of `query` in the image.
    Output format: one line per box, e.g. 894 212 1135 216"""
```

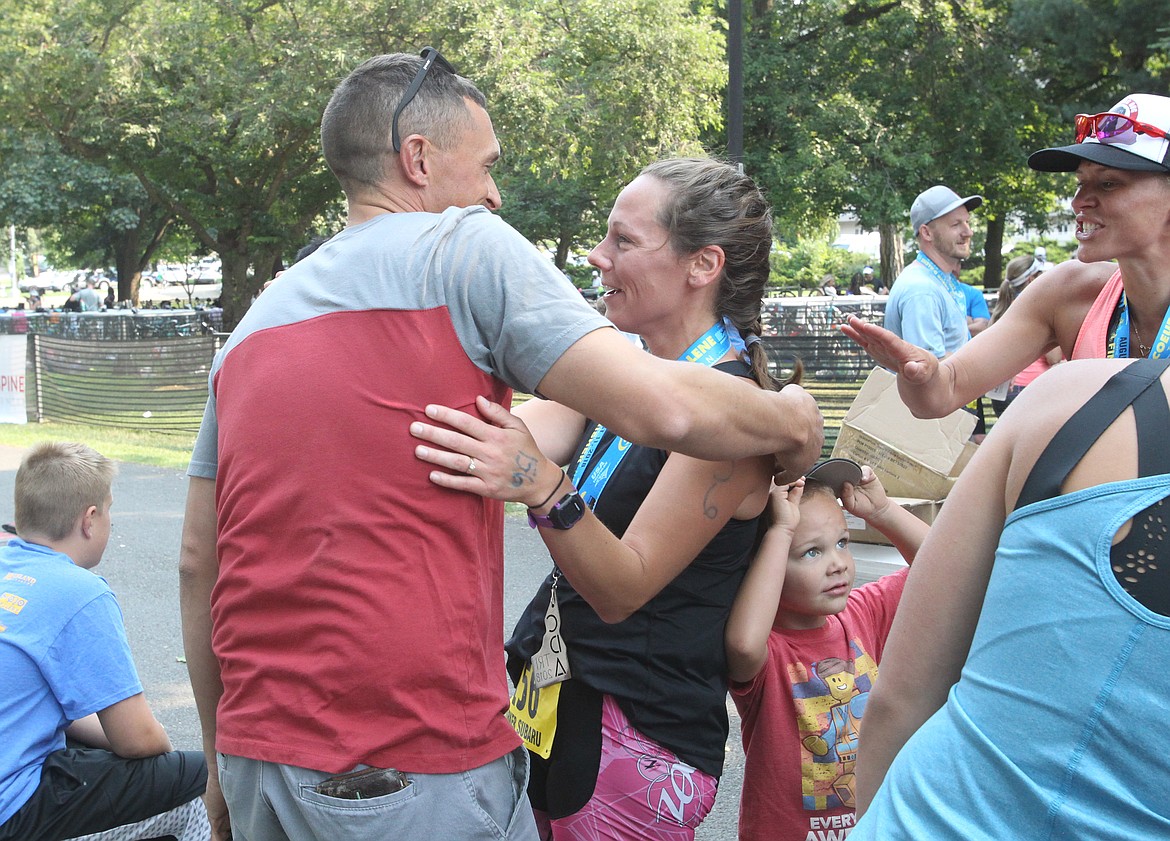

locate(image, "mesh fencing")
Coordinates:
9 298 914 452
27 334 221 433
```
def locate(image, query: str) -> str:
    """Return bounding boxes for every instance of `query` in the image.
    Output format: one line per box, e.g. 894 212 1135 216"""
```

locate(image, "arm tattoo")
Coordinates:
702 465 735 519
511 451 540 489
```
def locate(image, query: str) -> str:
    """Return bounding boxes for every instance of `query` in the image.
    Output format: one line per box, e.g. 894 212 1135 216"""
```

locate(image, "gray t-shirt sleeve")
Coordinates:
188 392 218 479
436 209 611 393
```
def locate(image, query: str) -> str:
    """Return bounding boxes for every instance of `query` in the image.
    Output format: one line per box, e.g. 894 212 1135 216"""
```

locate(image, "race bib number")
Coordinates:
507 662 561 759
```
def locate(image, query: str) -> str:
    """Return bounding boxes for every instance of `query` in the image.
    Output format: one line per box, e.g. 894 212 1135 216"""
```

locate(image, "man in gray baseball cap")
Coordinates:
884 184 987 437
885 185 983 359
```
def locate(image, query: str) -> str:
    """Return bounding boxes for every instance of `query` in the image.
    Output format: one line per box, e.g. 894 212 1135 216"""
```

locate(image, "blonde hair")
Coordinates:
15 441 116 540
991 253 1043 324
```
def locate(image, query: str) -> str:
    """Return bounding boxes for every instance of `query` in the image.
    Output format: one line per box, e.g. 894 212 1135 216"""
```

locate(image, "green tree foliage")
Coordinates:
0 0 727 322
3 0 1165 326
742 0 1069 288
491 0 726 271
0 128 172 300
0 0 357 324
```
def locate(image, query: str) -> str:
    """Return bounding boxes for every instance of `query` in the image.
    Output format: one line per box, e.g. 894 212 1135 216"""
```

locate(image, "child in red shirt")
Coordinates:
725 460 927 841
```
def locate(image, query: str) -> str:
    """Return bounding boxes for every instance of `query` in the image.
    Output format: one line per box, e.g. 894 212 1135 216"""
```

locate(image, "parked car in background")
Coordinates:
143 264 189 287
19 269 75 292
190 257 221 283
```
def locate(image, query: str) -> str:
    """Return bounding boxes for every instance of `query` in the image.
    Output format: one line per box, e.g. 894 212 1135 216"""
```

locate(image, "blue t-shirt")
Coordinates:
884 257 970 358
0 539 141 825
960 283 990 321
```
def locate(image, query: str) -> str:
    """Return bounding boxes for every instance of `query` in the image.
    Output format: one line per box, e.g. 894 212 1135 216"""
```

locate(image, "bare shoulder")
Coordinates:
990 359 1139 503
1000 358 1142 441
1026 259 1115 300
1019 260 1116 352
1015 357 1130 399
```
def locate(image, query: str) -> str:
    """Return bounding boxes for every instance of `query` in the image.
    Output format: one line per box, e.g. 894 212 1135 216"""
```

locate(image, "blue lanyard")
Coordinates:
570 322 733 508
1111 293 1170 360
915 253 965 311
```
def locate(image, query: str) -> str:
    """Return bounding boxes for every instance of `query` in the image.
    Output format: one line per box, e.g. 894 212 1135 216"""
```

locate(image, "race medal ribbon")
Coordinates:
571 321 734 508
1111 293 1170 360
914 252 966 312
532 581 571 688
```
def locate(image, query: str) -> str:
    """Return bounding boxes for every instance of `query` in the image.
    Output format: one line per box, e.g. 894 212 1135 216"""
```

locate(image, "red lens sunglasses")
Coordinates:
1074 112 1170 144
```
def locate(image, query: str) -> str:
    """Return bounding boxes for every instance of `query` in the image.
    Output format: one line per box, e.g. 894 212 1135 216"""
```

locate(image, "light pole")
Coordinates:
7 224 15 296
728 0 744 166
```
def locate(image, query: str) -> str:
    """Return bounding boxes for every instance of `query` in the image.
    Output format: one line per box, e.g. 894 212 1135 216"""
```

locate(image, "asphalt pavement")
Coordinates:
0 446 746 839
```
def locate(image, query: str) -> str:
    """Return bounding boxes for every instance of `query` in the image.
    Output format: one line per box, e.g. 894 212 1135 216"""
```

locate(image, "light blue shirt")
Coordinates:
883 255 970 357
960 282 990 321
0 539 141 825
851 474 1170 839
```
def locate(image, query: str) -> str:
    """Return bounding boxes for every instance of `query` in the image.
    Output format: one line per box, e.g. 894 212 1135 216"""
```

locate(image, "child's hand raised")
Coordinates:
840 465 892 522
768 478 805 538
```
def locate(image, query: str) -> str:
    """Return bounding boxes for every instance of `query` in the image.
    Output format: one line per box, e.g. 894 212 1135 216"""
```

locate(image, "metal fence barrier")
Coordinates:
25 334 222 433
13 298 896 452
759 296 886 456
0 308 223 340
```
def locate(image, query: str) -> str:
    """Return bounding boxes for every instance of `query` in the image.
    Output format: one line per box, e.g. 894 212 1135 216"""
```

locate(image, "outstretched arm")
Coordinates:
841 467 929 564
413 396 772 622
842 261 1110 419
725 481 803 684
536 328 823 483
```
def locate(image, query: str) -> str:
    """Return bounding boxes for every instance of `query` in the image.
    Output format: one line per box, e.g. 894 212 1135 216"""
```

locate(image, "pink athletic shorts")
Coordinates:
535 694 719 840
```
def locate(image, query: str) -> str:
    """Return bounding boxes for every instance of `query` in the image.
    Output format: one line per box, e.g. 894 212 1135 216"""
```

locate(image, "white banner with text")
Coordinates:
0 335 28 424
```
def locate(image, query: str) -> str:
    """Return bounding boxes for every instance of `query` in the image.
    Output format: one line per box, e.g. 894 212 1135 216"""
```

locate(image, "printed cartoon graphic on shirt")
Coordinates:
788 640 879 815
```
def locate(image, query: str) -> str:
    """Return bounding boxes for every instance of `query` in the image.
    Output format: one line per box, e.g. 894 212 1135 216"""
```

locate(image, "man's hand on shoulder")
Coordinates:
771 384 823 485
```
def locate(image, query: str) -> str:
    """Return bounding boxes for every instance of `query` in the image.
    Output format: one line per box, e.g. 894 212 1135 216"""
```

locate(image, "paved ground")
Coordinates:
0 446 747 839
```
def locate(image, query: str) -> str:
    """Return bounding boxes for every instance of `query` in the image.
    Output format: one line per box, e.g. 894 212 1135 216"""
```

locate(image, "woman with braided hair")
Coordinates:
413 156 795 839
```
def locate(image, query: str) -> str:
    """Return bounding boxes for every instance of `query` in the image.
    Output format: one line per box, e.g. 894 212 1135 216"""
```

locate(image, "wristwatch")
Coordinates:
527 490 588 530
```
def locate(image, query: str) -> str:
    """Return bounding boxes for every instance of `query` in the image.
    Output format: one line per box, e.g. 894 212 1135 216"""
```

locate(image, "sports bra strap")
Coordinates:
1134 368 1170 477
1015 358 1170 511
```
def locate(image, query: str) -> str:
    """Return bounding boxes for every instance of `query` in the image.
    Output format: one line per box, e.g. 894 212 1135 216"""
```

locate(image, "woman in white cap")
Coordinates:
986 249 1062 415
843 92 1170 417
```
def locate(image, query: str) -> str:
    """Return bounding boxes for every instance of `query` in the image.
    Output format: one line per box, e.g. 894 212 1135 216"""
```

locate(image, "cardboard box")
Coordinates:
844 497 941 547
831 367 977 500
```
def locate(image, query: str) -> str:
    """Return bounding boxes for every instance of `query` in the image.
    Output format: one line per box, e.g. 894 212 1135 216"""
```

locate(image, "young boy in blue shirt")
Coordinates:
0 442 209 841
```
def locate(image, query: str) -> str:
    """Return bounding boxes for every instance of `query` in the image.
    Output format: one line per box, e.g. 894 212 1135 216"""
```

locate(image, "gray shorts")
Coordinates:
219 747 540 841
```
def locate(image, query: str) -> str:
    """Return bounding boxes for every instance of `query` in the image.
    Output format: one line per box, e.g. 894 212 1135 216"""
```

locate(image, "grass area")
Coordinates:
0 422 196 470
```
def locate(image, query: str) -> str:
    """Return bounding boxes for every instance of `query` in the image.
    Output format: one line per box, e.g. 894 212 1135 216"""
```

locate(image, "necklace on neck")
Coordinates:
1132 320 1150 357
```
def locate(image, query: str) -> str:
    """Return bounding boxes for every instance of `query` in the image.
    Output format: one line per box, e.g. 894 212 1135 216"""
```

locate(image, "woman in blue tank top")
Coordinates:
853 357 1170 839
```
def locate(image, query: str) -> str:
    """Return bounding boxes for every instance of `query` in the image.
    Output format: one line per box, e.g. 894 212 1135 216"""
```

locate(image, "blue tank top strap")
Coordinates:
1015 358 1170 511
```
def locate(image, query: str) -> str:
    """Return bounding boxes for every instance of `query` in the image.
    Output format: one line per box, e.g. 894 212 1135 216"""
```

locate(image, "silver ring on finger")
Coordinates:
466 458 477 474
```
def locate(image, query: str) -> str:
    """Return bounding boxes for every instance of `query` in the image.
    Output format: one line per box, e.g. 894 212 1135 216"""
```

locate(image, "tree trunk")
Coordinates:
555 235 570 271
112 228 142 305
982 215 1005 290
878 221 903 291
218 245 256 331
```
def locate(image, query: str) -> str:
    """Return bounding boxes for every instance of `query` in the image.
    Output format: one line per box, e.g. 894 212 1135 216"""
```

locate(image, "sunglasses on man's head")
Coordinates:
1074 111 1170 145
391 46 456 153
